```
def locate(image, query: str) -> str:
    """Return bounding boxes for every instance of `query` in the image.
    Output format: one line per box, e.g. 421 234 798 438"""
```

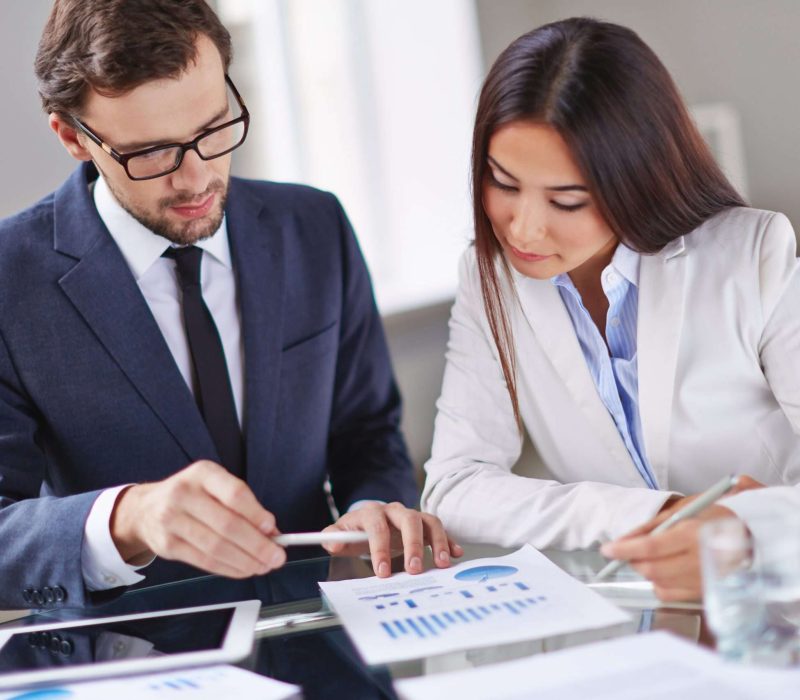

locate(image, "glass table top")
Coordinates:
0 545 711 699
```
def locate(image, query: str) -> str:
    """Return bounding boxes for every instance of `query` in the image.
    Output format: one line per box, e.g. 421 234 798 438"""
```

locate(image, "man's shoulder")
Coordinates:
0 191 57 257
230 177 341 215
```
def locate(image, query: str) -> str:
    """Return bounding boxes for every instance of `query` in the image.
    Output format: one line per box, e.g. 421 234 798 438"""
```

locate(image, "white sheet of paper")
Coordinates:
0 665 299 700
394 631 800 700
319 545 630 665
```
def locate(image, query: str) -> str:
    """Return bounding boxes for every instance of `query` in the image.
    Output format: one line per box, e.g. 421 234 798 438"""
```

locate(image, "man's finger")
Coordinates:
421 513 452 568
169 511 278 576
181 493 286 572
154 526 253 579
354 508 393 578
384 503 424 574
193 461 277 534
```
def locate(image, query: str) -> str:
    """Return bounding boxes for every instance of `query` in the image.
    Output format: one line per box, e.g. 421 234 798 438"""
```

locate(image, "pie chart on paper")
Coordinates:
454 565 518 582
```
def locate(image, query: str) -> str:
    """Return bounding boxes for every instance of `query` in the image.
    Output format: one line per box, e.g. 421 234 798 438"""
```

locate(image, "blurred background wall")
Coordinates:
3 0 800 488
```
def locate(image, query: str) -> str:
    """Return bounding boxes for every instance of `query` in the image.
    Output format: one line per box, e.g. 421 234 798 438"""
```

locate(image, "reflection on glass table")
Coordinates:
0 545 708 700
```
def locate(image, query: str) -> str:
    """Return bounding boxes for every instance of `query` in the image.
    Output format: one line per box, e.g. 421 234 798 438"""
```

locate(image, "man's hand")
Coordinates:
321 502 463 578
110 461 286 578
599 475 765 601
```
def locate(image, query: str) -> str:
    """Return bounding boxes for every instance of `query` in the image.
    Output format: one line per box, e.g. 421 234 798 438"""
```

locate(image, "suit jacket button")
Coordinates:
61 638 74 656
49 633 62 653
43 586 55 603
54 585 67 602
31 589 45 607
21 589 33 604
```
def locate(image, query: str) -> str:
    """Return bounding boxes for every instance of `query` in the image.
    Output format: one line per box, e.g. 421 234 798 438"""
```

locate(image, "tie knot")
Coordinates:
163 246 203 288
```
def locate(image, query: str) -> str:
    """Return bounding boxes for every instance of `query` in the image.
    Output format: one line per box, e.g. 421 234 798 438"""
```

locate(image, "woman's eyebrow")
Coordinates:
546 184 588 192
488 156 588 192
487 155 518 180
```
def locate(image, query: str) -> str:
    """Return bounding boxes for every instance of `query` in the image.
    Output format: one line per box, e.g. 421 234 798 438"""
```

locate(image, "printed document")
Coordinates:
319 545 630 665
394 631 800 700
0 665 299 700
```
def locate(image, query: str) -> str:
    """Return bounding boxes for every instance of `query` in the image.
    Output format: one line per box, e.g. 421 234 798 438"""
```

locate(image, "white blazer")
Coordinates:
422 207 800 549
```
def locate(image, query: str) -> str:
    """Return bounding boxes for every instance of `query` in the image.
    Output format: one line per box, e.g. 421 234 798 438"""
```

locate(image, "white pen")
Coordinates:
593 474 740 582
272 531 370 547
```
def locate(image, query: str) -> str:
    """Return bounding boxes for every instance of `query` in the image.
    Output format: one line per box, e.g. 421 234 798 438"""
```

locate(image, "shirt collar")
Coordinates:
93 174 232 281
611 242 640 287
550 241 640 290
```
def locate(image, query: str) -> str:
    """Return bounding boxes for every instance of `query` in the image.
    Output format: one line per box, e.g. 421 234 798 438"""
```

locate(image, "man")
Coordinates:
0 0 458 610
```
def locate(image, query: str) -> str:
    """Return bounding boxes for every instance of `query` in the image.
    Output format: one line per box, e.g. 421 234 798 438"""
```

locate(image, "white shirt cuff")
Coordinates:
82 485 153 591
347 499 386 513
721 487 800 543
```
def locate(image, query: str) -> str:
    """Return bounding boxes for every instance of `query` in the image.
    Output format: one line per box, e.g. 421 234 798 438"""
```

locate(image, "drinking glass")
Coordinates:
700 518 765 660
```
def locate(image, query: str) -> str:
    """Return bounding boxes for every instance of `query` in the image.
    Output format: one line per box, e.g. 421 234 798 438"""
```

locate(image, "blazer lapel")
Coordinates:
54 164 217 463
225 181 286 496
513 272 636 473
637 238 687 489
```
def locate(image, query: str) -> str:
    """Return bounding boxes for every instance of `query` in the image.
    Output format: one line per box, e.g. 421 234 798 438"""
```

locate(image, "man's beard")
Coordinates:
99 164 228 246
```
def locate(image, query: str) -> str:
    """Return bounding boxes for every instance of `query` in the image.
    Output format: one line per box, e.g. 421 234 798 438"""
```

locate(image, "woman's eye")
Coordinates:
487 172 518 192
551 201 588 212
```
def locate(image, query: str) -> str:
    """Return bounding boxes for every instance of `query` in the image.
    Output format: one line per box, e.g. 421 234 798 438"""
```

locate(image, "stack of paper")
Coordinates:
394 631 800 700
319 545 630 665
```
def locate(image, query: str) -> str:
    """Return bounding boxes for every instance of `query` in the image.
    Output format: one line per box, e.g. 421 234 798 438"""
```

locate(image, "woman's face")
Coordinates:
483 121 618 280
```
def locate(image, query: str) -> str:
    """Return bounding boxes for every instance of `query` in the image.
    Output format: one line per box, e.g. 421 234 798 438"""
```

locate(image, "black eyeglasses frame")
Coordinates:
70 74 249 181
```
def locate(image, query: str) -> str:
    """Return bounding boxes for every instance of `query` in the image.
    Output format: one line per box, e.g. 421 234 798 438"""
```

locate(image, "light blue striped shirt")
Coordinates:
552 244 657 489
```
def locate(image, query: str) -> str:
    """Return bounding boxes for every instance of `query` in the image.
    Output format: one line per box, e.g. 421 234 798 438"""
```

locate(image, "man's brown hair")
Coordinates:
35 0 233 117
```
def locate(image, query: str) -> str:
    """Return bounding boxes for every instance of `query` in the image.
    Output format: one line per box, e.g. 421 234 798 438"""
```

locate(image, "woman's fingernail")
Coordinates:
410 556 422 572
600 543 613 557
378 561 389 577
438 550 450 563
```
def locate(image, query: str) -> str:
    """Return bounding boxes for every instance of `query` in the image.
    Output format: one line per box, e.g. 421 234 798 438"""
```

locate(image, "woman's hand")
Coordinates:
599 475 765 600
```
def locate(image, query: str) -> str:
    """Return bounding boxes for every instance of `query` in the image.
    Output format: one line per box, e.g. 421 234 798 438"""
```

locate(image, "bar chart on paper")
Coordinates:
320 546 631 665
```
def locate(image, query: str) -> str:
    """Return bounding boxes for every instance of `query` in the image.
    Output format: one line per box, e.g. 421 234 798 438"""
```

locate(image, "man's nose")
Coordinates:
169 148 212 194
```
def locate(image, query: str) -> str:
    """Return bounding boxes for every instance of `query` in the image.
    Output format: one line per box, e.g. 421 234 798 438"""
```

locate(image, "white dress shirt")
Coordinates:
82 175 243 591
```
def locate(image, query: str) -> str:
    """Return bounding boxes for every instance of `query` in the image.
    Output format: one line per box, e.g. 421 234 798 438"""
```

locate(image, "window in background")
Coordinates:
690 103 749 200
219 0 484 314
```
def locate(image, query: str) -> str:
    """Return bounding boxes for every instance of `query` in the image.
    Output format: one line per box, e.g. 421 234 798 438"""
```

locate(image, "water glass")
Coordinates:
747 513 800 665
700 518 765 660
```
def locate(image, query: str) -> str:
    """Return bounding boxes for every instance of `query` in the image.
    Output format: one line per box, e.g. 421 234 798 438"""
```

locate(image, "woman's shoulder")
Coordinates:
685 206 795 255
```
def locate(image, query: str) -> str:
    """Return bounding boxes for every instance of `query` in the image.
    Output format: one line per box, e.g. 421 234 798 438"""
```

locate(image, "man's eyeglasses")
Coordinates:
71 75 249 181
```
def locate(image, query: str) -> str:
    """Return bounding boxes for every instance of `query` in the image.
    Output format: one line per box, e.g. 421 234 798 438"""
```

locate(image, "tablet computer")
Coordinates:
0 599 260 690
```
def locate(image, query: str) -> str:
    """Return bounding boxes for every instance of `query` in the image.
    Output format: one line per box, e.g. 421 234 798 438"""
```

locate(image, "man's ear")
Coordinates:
49 113 93 162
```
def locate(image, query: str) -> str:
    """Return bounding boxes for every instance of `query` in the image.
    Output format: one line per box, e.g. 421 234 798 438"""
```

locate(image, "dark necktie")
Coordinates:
163 246 245 478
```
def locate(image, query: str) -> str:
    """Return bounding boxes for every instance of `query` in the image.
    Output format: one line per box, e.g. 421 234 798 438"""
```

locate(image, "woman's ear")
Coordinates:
49 113 93 162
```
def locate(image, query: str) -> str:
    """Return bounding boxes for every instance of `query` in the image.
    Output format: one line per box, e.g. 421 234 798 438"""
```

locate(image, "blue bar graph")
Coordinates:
380 596 548 640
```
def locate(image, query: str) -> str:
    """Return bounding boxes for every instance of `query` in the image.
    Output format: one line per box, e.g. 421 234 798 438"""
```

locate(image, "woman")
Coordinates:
422 18 800 598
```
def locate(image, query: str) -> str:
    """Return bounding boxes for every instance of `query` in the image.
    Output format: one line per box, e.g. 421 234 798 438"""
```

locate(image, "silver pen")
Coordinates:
593 474 740 582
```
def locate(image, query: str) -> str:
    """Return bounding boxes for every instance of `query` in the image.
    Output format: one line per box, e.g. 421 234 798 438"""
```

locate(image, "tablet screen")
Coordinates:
0 607 234 673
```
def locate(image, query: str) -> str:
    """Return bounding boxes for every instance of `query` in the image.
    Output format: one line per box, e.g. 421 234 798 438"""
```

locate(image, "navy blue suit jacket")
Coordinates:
0 163 416 609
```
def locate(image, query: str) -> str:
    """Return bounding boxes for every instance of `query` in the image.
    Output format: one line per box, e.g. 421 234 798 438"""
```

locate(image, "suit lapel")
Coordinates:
513 273 635 473
637 238 687 489
54 164 217 463
225 182 286 495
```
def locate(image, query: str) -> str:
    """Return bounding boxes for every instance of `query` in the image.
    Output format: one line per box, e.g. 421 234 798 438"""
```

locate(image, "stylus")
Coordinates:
593 474 740 582
272 531 370 546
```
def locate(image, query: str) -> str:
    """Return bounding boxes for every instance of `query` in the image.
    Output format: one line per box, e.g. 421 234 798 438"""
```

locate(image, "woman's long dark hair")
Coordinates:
472 17 745 426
